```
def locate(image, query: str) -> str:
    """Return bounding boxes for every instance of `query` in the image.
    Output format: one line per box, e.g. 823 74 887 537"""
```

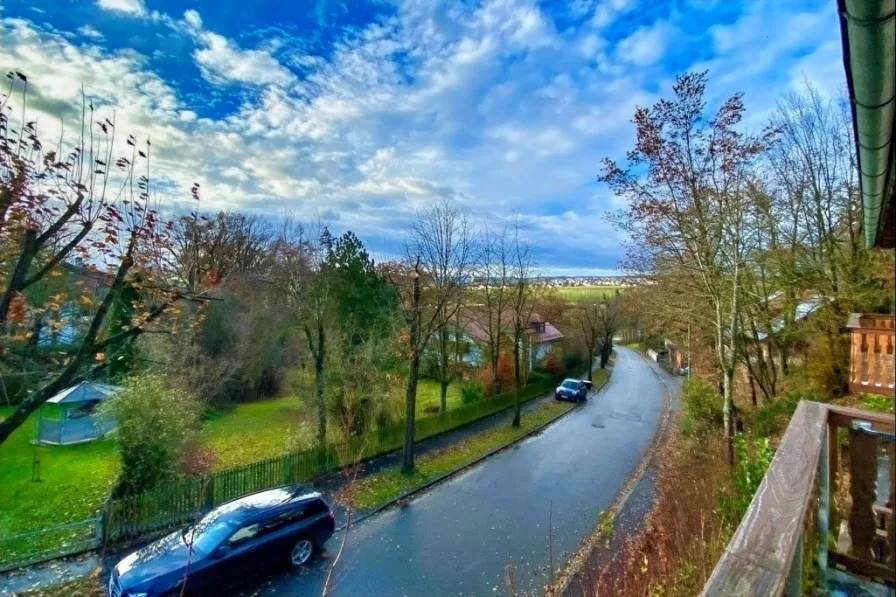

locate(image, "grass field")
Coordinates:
0 395 320 544
0 378 476 543
554 286 622 301
202 396 310 468
415 380 464 415
0 406 119 538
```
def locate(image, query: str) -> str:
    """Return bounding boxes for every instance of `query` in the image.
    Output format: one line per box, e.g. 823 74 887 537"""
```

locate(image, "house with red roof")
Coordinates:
457 308 564 372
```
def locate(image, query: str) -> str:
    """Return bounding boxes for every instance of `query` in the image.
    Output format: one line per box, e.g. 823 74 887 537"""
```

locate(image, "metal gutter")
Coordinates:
837 0 896 248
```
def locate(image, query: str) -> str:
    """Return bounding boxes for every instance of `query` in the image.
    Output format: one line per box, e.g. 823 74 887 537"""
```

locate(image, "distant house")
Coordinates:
457 308 564 370
32 260 109 347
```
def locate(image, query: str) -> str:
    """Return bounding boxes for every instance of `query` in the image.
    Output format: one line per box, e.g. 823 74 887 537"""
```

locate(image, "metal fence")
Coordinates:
0 516 101 573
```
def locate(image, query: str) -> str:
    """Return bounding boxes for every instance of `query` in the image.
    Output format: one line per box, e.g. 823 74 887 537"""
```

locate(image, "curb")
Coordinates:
336 369 613 533
546 352 677 597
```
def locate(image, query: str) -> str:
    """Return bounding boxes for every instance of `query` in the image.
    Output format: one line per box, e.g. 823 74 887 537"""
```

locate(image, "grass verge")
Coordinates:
343 399 575 511
16 577 104 597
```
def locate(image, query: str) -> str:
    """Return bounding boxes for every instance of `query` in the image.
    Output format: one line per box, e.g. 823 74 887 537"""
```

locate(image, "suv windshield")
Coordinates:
561 380 579 390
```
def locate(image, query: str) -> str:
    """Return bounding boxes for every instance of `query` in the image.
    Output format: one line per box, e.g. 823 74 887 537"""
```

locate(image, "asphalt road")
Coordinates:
236 347 674 597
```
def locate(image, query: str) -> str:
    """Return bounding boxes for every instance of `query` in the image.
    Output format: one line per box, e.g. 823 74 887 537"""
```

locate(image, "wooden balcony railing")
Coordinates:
846 313 896 397
702 401 895 596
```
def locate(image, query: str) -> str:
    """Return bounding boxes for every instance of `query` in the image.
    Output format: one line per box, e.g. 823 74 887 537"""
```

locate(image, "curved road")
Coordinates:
238 347 675 597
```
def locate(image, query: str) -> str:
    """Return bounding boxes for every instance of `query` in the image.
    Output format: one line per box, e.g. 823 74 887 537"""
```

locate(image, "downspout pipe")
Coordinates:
838 0 896 248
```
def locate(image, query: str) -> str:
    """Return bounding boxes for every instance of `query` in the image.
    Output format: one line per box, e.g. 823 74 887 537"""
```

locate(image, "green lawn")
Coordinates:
0 406 118 536
415 380 464 416
0 395 317 543
202 395 311 469
555 286 622 302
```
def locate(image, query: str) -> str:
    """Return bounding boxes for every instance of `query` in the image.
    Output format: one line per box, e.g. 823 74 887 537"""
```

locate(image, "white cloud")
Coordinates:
616 21 672 66
96 0 147 17
78 25 104 39
0 0 847 272
192 30 295 87
183 9 202 31
592 0 634 28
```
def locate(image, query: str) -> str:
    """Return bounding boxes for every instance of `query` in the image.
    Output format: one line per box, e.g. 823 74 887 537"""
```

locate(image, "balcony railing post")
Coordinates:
786 533 804 596
817 423 830 591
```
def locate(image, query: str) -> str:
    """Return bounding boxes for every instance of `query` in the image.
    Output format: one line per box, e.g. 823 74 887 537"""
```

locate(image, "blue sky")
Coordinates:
0 0 845 274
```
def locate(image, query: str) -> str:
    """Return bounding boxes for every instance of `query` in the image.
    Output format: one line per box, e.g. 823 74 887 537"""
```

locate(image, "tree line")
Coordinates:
603 71 894 463
0 74 621 487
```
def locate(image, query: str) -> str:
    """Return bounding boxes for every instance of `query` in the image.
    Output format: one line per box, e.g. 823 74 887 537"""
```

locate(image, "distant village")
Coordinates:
536 275 639 288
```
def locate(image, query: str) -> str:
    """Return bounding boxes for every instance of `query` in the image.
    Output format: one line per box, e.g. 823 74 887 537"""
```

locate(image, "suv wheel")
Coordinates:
290 538 315 566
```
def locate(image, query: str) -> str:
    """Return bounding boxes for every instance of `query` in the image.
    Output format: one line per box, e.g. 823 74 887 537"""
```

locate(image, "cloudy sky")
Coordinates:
0 0 845 274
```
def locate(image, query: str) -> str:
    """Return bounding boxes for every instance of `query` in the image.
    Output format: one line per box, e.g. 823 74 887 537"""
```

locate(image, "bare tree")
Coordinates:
430 297 465 412
572 295 620 380
0 76 210 445
762 86 873 394
271 218 332 446
167 211 275 292
508 216 538 428
602 72 773 464
475 225 512 396
595 296 621 369
0 76 108 325
395 199 472 472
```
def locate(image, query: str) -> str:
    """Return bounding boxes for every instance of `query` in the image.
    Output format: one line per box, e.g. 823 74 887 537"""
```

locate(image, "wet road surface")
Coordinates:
236 347 674 597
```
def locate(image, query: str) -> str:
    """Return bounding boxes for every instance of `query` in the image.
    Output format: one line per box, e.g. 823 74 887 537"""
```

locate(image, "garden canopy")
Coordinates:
35 381 121 445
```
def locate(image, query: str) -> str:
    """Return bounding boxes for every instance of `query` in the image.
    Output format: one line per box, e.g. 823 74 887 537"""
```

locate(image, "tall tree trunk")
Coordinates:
305 318 328 447
0 229 37 325
315 345 326 446
403 352 420 472
512 333 522 428
748 369 758 408
587 344 595 379
716 303 735 467
439 325 449 412
491 358 500 397
402 272 421 473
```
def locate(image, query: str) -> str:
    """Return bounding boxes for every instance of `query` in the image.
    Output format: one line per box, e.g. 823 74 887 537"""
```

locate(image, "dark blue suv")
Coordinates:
554 378 589 402
109 485 335 597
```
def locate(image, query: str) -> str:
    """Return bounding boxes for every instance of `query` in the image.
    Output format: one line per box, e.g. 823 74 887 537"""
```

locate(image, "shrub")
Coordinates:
717 434 774 525
862 393 895 413
541 352 564 378
562 350 586 373
527 370 551 384
476 352 515 395
179 440 219 477
681 378 723 437
749 387 819 438
99 375 203 496
461 381 483 404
